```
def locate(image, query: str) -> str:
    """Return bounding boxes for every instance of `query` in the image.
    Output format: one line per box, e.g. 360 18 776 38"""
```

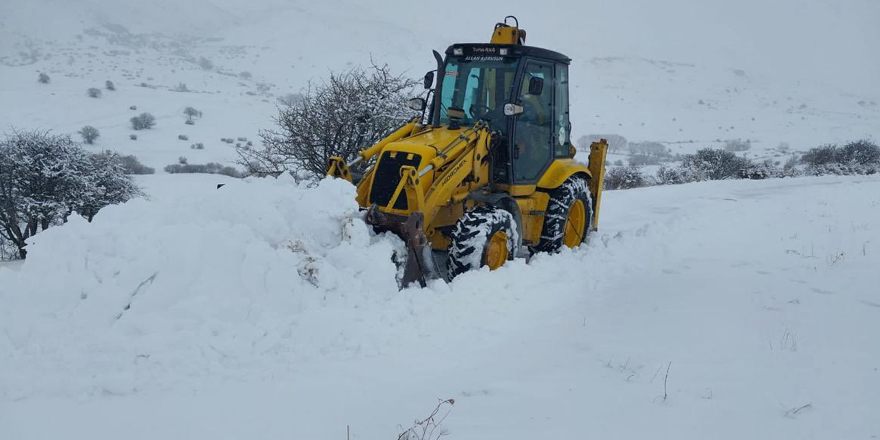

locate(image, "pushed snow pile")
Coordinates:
0 176 403 398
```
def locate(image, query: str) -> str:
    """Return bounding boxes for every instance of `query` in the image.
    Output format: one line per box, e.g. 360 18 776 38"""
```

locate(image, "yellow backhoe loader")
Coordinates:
328 16 608 287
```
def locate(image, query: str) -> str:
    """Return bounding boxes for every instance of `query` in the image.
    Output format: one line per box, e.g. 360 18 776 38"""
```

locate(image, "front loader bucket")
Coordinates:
365 205 445 288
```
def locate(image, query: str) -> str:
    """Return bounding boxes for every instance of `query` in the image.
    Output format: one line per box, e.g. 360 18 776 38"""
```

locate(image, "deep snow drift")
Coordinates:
2 174 879 439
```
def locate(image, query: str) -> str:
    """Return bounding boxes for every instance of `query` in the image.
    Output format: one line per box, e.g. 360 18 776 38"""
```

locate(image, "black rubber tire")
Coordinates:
447 206 518 278
536 176 593 253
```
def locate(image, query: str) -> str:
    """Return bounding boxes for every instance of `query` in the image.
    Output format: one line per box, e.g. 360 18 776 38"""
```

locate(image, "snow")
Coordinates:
2 0 880 438
2 174 880 439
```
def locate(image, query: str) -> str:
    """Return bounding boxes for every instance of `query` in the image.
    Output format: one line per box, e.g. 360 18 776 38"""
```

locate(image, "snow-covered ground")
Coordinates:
2 0 880 438
2 174 879 439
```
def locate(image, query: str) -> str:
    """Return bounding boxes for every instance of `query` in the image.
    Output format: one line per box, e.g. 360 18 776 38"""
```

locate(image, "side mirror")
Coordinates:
423 71 435 89
527 76 544 95
408 97 427 111
503 103 524 116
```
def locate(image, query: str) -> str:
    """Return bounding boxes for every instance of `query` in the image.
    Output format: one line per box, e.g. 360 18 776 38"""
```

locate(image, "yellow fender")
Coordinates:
536 139 608 230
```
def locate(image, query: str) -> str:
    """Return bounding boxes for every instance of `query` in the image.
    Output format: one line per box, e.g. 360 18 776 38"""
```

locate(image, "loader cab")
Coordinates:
430 44 573 186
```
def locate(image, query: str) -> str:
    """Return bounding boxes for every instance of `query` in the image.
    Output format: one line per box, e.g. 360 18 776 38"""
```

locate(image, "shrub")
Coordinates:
185 119 195 125
801 144 837 166
838 139 880 165
130 134 138 140
579 134 627 154
681 148 752 181
38 73 50 84
178 134 189 141
87 88 102 98
78 125 100 144
105 80 115 91
740 160 781 180
628 154 663 166
174 83 189 92
130 112 156 130
656 164 696 185
198 57 213 70
628 141 670 158
190 143 204 150
237 63 418 179
118 154 154 174
164 162 242 178
0 132 141 258
801 140 880 175
723 139 752 152
605 165 649 190
130 105 138 110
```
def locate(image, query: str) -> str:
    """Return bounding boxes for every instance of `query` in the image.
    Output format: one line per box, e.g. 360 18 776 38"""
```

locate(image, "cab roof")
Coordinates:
445 43 571 64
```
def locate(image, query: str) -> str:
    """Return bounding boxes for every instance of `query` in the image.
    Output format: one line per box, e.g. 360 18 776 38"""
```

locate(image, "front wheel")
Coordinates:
536 176 593 253
447 206 519 278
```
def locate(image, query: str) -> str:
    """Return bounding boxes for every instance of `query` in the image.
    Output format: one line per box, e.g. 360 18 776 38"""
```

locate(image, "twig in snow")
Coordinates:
784 403 812 418
397 399 455 440
662 362 672 402
650 364 663 383
115 272 158 320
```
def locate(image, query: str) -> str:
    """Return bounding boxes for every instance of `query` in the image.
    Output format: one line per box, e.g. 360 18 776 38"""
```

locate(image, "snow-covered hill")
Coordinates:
2 174 879 439
1 0 877 170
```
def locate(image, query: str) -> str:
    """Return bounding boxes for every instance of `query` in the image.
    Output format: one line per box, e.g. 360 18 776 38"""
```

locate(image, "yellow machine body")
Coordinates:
327 18 608 286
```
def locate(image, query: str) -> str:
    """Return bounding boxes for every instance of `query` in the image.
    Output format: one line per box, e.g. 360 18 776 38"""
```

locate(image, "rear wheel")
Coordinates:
447 206 518 278
537 176 593 253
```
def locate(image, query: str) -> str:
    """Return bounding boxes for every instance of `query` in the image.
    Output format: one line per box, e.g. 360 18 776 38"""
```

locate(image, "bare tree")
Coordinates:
237 63 418 179
78 126 100 144
183 106 201 122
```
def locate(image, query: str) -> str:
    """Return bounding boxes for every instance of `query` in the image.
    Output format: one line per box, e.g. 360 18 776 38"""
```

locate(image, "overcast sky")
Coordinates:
2 0 877 94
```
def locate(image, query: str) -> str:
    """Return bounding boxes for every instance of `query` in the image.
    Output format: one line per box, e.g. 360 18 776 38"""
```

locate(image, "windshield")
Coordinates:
438 56 519 131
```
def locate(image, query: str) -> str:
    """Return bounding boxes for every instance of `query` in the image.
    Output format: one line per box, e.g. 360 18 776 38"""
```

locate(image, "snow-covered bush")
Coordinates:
723 139 752 152
605 165 650 190
87 88 102 98
38 73 50 84
655 164 696 185
628 141 670 158
578 134 627 154
0 131 141 258
740 160 781 180
680 148 752 181
118 154 154 175
164 162 242 178
105 80 115 91
238 63 418 179
801 140 880 176
78 125 100 144
130 112 156 130
198 57 213 70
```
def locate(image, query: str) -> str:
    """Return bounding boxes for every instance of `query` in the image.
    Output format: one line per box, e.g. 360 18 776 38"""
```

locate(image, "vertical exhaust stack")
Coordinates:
490 16 526 44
